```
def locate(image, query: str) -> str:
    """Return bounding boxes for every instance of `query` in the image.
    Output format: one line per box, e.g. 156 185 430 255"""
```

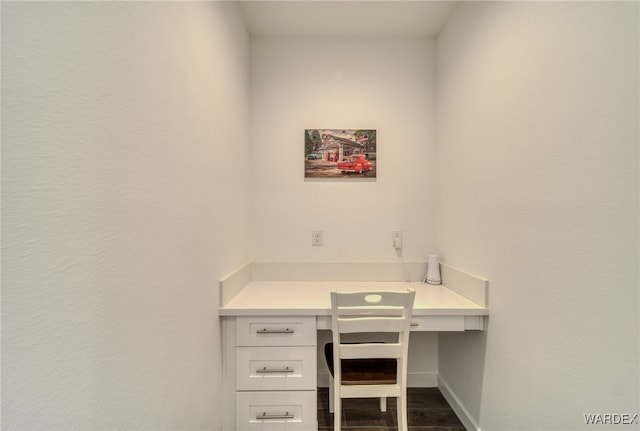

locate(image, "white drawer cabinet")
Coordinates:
236 346 317 391
228 316 317 430
236 316 316 347
318 314 483 331
409 315 484 331
236 390 317 431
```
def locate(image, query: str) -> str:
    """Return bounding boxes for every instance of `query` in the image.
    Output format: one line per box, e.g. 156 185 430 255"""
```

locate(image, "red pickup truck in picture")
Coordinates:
337 154 373 174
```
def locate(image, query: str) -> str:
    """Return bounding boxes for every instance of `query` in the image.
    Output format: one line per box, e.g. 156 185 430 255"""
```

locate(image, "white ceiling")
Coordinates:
238 1 458 37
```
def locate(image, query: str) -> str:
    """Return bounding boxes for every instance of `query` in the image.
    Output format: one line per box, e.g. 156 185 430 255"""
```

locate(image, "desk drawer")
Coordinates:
236 390 316 431
236 346 316 391
236 316 316 347
410 315 465 331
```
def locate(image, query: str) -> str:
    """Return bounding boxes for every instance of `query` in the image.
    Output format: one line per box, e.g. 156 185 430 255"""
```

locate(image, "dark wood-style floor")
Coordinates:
317 387 466 431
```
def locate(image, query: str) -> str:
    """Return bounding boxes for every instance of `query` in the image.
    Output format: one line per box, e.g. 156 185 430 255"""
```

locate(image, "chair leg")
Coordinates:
397 394 408 431
379 397 387 412
334 395 341 431
328 381 334 413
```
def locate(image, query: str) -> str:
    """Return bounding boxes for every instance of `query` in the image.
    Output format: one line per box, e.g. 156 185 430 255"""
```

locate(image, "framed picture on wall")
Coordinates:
304 129 377 179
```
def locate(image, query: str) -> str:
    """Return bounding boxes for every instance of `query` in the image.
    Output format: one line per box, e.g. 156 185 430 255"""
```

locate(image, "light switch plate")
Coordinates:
392 230 402 249
312 230 323 246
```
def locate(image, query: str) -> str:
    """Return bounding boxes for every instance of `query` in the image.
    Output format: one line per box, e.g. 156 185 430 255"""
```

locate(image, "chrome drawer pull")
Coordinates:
256 412 294 420
256 328 294 334
256 366 294 374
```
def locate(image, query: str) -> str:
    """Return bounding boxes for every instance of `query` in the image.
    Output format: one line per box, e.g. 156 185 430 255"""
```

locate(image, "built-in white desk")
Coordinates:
219 262 489 430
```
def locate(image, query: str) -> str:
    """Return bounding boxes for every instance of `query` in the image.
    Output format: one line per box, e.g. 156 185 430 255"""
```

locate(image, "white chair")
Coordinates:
326 289 415 431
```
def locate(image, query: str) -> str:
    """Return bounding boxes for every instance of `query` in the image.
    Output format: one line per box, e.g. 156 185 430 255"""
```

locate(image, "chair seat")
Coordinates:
324 343 397 385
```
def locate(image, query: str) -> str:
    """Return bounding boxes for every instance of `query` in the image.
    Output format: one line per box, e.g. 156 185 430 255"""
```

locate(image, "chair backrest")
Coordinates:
330 289 415 361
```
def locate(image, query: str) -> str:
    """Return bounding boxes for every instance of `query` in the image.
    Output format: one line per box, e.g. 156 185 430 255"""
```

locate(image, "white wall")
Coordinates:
4 2 638 430
249 36 437 262
250 36 439 385
436 2 639 430
2 2 250 429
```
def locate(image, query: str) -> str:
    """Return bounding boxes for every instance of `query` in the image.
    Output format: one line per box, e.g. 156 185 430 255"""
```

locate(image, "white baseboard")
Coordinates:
408 372 438 387
317 371 438 388
438 375 481 431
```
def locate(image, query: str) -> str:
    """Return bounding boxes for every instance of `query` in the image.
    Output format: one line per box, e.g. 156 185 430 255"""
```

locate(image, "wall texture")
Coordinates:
2 2 250 429
436 2 639 430
249 36 437 263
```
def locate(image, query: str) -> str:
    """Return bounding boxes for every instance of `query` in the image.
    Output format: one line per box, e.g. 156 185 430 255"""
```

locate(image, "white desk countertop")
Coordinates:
219 281 488 316
218 263 489 431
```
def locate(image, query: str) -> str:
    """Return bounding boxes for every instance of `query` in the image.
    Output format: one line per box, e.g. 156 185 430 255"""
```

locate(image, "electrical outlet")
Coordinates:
312 230 323 246
392 230 402 249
